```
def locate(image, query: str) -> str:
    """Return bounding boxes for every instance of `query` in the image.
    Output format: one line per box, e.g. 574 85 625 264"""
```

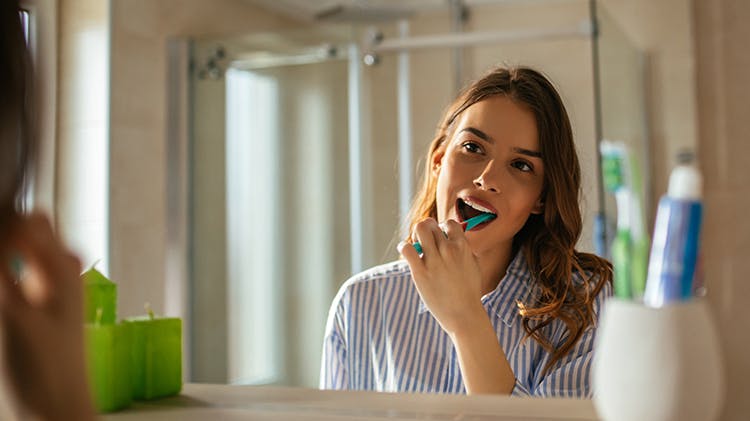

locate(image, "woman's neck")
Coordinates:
475 243 514 296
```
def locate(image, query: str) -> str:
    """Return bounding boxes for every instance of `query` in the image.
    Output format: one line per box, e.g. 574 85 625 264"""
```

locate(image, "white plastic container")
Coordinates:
593 298 724 421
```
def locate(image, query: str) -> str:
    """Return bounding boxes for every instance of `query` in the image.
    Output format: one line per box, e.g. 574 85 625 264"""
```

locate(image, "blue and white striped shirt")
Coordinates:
320 251 612 397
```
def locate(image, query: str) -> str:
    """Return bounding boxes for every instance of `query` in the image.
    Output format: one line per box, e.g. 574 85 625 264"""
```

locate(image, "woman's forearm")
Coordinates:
449 305 516 395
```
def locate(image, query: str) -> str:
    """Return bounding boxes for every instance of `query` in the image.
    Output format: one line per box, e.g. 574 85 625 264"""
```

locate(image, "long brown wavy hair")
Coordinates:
404 66 612 373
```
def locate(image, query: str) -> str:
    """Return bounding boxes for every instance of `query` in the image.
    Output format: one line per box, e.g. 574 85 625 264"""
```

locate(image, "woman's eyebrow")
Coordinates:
512 147 543 158
460 127 542 158
460 127 493 143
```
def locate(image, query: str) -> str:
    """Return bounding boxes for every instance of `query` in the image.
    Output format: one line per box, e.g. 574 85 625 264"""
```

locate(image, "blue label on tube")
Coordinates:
644 197 702 307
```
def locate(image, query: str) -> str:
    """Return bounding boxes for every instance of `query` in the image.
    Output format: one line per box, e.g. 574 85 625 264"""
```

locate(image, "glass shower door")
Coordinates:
190 38 352 386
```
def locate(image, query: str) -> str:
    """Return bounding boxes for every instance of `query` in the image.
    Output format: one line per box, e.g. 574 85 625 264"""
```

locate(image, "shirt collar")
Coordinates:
416 250 533 327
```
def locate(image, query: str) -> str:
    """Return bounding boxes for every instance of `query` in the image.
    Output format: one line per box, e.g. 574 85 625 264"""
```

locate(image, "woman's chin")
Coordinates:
471 241 513 259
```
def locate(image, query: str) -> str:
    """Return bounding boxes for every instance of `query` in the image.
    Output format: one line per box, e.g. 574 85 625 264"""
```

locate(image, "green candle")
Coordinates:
85 315 132 412
125 307 182 400
82 267 116 324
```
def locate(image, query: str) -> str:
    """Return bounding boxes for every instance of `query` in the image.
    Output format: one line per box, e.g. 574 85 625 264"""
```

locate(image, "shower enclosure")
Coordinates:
166 0 648 388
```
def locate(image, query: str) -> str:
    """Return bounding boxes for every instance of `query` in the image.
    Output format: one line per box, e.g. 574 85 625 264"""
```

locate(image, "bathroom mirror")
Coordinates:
173 0 654 388
103 0 701 392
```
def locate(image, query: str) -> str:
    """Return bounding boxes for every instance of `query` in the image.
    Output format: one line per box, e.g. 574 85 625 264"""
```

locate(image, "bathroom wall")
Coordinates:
694 0 750 419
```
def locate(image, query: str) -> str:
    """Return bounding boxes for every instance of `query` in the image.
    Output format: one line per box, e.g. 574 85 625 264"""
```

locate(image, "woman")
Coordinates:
320 66 612 397
0 1 96 419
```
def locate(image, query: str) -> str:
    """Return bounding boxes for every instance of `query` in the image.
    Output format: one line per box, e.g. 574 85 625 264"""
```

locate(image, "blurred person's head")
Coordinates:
0 0 35 231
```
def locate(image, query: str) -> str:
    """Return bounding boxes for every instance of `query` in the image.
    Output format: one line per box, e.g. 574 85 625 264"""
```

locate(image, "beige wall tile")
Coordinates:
694 0 750 419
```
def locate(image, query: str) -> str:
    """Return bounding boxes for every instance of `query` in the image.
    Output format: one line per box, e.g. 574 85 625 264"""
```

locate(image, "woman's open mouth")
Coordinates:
456 198 497 230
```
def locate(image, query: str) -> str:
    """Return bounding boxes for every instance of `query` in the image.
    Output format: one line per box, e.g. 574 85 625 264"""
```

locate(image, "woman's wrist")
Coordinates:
446 302 491 341
446 302 515 394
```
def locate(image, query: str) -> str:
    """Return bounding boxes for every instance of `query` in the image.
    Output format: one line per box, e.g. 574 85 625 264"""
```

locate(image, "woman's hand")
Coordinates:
0 213 95 420
398 217 486 335
398 217 516 394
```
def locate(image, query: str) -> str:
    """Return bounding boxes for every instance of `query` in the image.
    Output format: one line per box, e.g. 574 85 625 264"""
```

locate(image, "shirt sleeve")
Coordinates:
319 286 349 390
517 280 613 398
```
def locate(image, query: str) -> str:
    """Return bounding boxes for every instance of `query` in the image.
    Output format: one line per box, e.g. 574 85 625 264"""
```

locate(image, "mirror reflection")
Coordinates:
176 0 654 392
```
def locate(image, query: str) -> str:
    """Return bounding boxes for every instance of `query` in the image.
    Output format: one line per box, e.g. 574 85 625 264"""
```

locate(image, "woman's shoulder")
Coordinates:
328 260 413 313
339 260 412 291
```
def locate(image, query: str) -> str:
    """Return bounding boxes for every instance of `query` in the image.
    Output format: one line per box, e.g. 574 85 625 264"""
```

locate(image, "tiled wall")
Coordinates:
694 0 750 419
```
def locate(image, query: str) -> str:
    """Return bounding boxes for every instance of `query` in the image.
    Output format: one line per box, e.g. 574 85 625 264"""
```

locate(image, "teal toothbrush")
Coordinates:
412 213 496 255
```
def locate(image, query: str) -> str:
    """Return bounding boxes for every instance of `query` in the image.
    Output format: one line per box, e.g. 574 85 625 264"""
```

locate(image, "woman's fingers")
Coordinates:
13 213 74 275
397 239 423 272
405 218 470 260
400 218 470 270
6 214 81 307
436 219 467 259
0 261 27 321
441 219 465 241
413 218 442 260
400 218 445 276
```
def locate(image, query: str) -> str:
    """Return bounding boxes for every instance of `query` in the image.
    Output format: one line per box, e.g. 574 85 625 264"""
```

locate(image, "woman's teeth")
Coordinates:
464 200 494 215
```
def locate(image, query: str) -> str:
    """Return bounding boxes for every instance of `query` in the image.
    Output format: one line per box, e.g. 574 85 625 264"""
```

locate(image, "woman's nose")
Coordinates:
473 161 502 193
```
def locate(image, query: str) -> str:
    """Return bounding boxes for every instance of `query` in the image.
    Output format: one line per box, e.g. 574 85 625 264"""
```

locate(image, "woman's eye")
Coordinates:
462 142 482 154
512 160 533 172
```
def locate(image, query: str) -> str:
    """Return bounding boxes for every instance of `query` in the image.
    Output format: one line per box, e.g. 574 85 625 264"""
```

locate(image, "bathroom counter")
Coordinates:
103 383 600 420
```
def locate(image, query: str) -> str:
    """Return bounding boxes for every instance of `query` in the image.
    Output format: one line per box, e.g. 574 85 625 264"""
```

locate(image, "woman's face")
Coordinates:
433 95 545 257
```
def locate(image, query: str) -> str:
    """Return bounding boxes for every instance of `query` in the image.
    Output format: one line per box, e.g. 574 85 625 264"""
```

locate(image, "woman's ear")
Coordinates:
531 196 545 214
431 151 445 175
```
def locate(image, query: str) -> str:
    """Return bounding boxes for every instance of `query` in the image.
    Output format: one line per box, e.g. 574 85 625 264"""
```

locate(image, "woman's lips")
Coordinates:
462 196 498 215
455 197 498 220
454 197 498 231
